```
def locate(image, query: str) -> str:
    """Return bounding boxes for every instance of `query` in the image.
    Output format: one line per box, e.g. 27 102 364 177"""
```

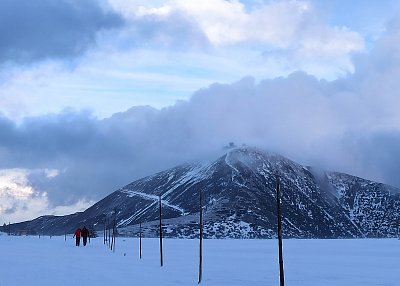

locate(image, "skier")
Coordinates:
81 226 90 246
73 227 81 246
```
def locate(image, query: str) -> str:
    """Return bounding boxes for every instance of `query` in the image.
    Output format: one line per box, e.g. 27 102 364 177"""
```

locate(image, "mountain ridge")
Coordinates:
4 147 400 238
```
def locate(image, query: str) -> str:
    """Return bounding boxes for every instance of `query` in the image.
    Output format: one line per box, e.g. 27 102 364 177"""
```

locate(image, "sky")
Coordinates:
1 0 400 223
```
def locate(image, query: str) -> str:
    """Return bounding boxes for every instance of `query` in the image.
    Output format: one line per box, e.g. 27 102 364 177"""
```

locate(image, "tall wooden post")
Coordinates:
64 230 66 241
159 195 163 267
106 220 108 246
8 222 10 236
139 222 142 259
198 190 203 284
108 220 111 248
113 214 116 253
111 221 114 251
276 177 285 286
104 216 106 244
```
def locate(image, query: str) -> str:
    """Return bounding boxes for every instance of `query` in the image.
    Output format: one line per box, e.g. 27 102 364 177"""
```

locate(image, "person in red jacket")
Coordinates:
73 228 81 246
81 226 90 246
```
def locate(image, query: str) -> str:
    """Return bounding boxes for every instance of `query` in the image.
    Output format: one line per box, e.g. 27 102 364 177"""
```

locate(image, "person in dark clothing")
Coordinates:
81 226 90 246
73 228 81 246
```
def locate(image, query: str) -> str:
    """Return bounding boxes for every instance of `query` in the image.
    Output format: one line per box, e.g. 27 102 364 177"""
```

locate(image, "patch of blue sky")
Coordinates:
313 0 400 49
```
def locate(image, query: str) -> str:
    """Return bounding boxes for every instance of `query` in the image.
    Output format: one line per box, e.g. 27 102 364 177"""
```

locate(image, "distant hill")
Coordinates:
5 147 400 238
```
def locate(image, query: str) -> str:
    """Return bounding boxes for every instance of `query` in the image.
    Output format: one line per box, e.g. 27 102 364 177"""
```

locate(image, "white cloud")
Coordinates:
0 0 367 122
109 0 364 52
0 169 34 199
0 168 94 223
105 0 364 79
44 169 60 178
107 0 170 18
173 0 248 46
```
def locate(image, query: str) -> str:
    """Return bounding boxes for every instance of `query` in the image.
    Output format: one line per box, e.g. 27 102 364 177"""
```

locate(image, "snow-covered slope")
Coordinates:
6 147 400 238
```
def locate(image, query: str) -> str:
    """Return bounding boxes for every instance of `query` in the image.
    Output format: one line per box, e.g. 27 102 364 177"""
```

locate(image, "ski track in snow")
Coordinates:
122 190 186 214
118 165 209 226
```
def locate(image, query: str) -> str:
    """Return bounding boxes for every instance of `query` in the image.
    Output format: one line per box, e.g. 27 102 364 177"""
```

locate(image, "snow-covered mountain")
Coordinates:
6 147 400 238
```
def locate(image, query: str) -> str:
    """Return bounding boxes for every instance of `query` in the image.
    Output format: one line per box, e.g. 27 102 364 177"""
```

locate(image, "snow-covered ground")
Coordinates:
0 235 398 286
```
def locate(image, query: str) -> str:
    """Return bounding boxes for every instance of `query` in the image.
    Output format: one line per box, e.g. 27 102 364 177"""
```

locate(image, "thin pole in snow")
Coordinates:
139 222 142 259
110 221 114 251
198 190 203 284
113 212 116 253
111 222 114 251
159 195 163 267
108 220 111 249
276 176 285 286
104 216 106 245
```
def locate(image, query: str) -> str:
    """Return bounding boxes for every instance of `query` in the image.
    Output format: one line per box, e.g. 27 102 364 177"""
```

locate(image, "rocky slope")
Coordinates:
6 147 400 238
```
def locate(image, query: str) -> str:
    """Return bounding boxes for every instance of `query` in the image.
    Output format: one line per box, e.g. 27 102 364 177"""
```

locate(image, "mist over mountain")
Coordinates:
6 147 400 238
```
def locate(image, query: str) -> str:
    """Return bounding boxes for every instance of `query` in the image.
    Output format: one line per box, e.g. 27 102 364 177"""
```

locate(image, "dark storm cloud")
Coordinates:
348 131 400 187
0 108 194 206
0 111 98 167
0 110 123 205
0 0 124 63
3 49 400 208
1 65 400 209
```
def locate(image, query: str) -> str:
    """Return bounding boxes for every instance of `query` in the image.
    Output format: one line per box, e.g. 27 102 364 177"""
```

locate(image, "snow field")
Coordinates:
0 235 398 286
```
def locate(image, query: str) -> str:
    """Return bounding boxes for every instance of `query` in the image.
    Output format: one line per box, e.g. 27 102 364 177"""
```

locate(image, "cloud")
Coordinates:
0 0 367 123
0 168 94 223
2 29 400 219
0 0 124 64
111 0 363 50
106 0 364 78
1 3 400 223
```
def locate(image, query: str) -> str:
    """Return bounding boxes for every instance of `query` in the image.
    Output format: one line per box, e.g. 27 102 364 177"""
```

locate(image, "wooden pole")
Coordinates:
198 190 203 284
64 230 66 241
113 215 116 253
8 222 10 236
159 195 163 267
104 217 106 244
276 177 285 286
108 220 111 249
111 223 114 251
139 222 142 259
106 220 108 246
111 232 113 251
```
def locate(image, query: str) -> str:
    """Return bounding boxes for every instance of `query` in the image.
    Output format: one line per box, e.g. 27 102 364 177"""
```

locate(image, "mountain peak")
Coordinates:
7 148 400 238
